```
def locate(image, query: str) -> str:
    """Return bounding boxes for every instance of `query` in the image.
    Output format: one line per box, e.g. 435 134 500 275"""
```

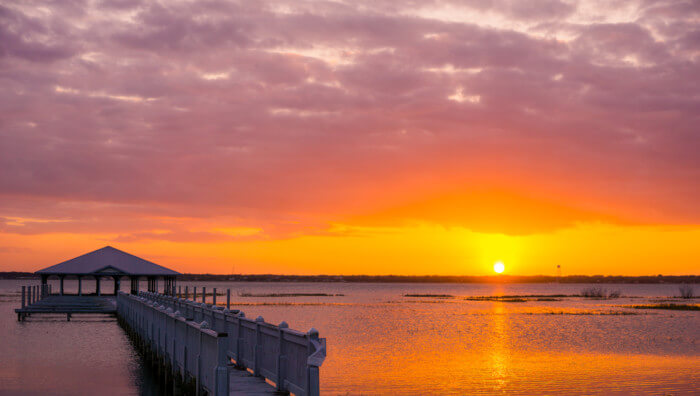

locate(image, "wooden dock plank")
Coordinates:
229 367 281 395
15 296 117 316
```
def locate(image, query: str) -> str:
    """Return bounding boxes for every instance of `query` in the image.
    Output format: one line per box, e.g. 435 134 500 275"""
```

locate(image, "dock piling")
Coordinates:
226 289 230 310
21 286 25 309
213 288 216 306
202 287 206 304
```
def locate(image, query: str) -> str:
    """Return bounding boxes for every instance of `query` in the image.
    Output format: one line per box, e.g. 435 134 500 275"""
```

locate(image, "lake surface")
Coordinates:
0 280 698 394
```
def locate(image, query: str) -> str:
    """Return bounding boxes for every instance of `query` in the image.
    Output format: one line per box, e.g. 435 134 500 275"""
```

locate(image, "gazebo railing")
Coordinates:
20 284 51 308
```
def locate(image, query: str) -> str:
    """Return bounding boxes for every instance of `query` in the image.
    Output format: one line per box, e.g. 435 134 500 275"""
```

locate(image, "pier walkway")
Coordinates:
16 287 328 395
16 295 116 321
118 290 326 395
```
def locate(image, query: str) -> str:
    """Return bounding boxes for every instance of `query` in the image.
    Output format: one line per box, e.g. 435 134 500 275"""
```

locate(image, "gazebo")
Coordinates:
36 246 180 296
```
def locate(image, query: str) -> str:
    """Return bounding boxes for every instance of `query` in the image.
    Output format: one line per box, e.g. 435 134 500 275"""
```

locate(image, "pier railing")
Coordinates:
20 284 51 308
117 291 326 396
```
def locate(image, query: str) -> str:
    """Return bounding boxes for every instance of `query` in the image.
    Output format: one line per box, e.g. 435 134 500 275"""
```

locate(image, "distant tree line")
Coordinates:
1 271 696 283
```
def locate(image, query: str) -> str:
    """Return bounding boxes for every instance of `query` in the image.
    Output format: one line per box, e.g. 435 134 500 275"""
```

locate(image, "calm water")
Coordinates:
0 280 698 394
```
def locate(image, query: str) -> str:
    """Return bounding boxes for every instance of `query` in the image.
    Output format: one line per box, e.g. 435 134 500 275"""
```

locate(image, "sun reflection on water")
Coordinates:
488 303 510 390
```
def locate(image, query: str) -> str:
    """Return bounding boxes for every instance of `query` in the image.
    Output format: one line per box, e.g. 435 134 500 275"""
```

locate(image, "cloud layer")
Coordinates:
1 0 699 242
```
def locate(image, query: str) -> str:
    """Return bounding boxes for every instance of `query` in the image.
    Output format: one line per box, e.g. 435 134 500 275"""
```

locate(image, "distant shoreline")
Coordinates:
0 272 697 284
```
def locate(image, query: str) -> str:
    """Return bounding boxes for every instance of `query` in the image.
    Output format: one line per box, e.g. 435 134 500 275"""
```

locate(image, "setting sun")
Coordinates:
494 261 505 273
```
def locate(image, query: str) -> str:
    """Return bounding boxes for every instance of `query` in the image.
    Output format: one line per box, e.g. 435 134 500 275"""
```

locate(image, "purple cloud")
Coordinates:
0 0 698 238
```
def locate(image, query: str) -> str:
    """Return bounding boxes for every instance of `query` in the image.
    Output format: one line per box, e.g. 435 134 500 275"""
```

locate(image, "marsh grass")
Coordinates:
237 292 344 297
580 287 622 299
465 294 572 303
465 296 527 302
404 294 454 298
219 302 351 306
529 310 640 315
678 285 694 299
627 304 699 311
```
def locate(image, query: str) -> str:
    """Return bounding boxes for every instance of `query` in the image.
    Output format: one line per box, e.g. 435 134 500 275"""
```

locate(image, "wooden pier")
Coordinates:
15 247 327 395
118 290 327 395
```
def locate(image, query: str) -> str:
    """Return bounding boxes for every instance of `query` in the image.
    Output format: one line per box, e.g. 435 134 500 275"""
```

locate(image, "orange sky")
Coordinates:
1 1 698 275
2 199 699 275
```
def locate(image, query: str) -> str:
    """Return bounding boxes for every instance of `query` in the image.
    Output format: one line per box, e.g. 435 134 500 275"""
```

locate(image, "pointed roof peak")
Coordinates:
36 246 180 276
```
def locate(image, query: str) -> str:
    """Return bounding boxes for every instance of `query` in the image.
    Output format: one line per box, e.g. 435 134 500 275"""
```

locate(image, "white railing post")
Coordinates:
307 328 325 396
236 313 245 368
277 321 288 392
214 335 229 396
254 316 264 376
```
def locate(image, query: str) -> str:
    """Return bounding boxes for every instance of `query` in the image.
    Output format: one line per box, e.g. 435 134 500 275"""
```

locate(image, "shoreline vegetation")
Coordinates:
626 304 700 311
0 272 697 284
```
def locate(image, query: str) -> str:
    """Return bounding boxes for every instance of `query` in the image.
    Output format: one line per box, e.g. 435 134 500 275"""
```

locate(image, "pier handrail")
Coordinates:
20 283 50 309
118 291 326 395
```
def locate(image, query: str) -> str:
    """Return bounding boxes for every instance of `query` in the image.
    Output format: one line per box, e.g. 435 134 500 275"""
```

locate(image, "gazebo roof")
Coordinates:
36 246 180 276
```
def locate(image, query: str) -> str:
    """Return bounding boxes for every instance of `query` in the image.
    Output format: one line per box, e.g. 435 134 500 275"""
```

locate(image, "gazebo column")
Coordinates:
96 276 101 296
130 276 139 295
78 276 83 296
113 276 120 295
40 275 48 297
59 275 65 296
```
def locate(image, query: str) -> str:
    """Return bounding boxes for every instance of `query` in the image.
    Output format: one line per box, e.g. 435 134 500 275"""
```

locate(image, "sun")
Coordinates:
493 261 505 274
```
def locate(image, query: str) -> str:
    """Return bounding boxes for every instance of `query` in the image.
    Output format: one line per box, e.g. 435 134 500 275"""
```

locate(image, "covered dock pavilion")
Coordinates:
36 246 180 296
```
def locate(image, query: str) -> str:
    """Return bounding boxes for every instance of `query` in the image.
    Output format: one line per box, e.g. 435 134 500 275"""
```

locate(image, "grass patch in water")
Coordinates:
465 296 527 302
404 294 454 298
237 292 344 297
580 287 622 299
626 304 699 311
465 294 574 302
526 310 640 315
